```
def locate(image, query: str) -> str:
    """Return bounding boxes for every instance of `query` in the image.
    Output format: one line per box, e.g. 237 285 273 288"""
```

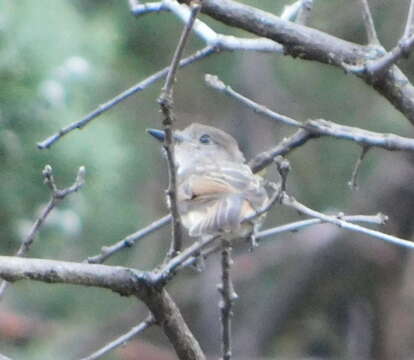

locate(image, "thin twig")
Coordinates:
158 1 201 257
218 238 237 360
129 1 165 16
275 156 291 194
344 33 414 78
0 165 85 299
178 214 386 269
256 213 387 240
86 215 171 264
282 194 414 249
195 0 414 124
404 0 414 38
37 46 215 149
153 235 220 283
365 33 414 76
79 315 155 360
358 0 380 45
160 2 201 98
178 213 387 268
205 74 301 128
348 146 370 190
295 0 313 26
131 0 283 53
281 0 311 22
243 157 290 225
206 74 414 155
242 185 281 224
249 129 315 174
304 119 414 151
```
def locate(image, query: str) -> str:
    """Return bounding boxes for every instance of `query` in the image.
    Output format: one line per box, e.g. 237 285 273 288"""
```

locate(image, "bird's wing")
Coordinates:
177 163 259 236
182 193 254 237
177 163 255 201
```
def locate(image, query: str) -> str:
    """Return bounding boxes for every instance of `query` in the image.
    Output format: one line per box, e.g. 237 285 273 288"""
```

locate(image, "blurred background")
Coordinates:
1 0 414 359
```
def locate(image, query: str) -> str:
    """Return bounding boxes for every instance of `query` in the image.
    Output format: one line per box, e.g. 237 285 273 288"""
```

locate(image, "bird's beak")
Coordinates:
146 128 184 143
146 128 165 142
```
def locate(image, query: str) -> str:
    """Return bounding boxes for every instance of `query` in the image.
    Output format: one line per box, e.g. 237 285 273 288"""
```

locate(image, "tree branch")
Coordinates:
281 0 313 24
205 74 414 172
131 0 283 53
348 146 370 190
218 238 237 360
249 129 315 174
79 315 155 360
86 214 171 264
304 119 414 151
256 213 387 241
37 46 215 149
358 0 380 45
295 0 313 26
0 256 205 360
0 256 150 296
205 74 300 127
0 165 85 299
129 1 165 16
158 1 201 257
281 194 414 249
404 0 414 39
177 213 385 269
190 0 414 124
145 289 206 360
345 33 414 79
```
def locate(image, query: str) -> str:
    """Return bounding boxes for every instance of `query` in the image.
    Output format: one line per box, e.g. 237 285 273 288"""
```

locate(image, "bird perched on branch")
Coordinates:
147 123 268 239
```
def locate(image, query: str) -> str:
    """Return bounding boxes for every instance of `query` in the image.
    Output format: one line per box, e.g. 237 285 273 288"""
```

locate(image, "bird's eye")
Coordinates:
199 134 211 144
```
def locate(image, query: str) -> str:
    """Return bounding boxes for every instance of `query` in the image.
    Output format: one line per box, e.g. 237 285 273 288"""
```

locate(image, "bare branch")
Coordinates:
249 129 315 174
281 0 312 23
0 165 85 299
79 315 155 360
132 0 283 53
348 146 370 190
281 194 414 249
178 214 387 269
404 0 414 38
358 0 380 45
160 2 201 99
145 289 206 360
129 1 165 16
194 0 414 124
205 74 301 128
205 75 414 158
345 33 414 79
218 239 237 360
87 215 171 264
295 0 313 26
0 256 150 296
37 46 215 149
256 213 387 241
0 256 205 360
304 119 414 151
154 235 220 283
158 2 201 257
243 183 281 224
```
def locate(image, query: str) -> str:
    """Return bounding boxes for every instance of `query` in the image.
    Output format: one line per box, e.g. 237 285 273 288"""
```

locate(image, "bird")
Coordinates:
147 123 268 239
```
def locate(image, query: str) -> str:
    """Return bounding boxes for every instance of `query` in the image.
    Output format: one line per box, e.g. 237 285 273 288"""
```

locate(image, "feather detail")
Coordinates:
182 195 252 237
177 161 268 237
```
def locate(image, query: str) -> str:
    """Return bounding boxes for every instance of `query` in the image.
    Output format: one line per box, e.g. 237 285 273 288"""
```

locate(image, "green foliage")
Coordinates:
1 0 413 358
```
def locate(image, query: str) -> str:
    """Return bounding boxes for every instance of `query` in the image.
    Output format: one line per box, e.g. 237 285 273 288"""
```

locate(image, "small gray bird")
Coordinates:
147 123 268 238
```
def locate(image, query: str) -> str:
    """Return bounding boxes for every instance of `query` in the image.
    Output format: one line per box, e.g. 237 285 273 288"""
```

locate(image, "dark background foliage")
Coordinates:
1 0 414 359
